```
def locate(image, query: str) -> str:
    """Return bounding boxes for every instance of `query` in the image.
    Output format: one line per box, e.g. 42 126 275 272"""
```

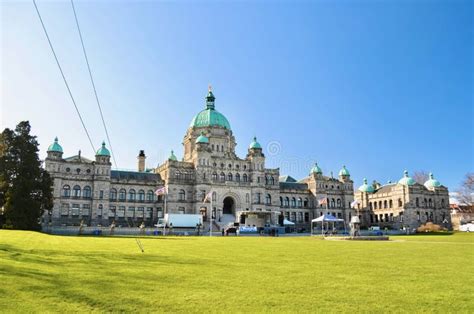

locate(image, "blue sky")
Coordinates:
2 0 473 190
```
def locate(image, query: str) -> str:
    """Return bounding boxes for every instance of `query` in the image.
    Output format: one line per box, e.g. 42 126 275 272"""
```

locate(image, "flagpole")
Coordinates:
210 197 213 237
163 191 167 236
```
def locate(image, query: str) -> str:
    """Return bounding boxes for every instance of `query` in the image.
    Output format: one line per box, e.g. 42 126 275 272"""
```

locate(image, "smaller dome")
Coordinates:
168 150 177 161
249 136 262 149
47 137 63 153
96 141 110 156
424 173 441 189
195 132 209 144
398 170 415 186
358 178 375 193
339 165 350 176
310 163 322 174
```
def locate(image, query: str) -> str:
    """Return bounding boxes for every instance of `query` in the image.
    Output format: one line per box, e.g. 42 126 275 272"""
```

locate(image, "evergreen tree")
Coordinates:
0 121 53 230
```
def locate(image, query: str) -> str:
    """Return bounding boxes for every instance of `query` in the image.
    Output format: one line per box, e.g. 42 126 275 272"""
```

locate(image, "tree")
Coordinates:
412 170 429 185
456 173 474 206
0 121 53 230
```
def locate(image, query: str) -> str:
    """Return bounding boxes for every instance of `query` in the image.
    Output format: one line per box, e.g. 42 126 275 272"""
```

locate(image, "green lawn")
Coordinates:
0 231 473 313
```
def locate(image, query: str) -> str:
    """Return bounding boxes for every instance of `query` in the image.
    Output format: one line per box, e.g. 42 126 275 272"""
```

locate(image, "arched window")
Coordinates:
175 171 181 180
389 200 393 208
398 198 403 207
235 173 240 182
291 197 296 208
441 199 445 207
384 200 387 209
284 197 290 207
265 176 269 185
83 186 91 199
138 190 145 201
212 172 218 181
110 188 117 200
424 198 428 208
179 189 186 201
147 190 154 202
129 189 136 201
369 202 373 210
266 194 272 205
119 189 126 201
416 197 419 207
212 192 217 202
298 198 303 208
245 193 250 204
331 198 335 209
304 198 309 207
336 199 341 208
220 172 225 182
374 202 378 210
243 174 248 182
379 201 382 209
73 185 81 198
280 197 283 206
216 145 219 152
428 198 433 208
63 185 71 197
227 173 233 181
270 177 275 185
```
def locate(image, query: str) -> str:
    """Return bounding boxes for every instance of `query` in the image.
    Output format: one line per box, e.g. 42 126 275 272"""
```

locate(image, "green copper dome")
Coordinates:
196 132 209 144
168 150 177 161
424 173 441 189
189 89 231 130
96 141 111 156
358 178 375 193
310 163 323 174
47 137 63 153
339 165 350 176
398 170 415 186
249 136 262 149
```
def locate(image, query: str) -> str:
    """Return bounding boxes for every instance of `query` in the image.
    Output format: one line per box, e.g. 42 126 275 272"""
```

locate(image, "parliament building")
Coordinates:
43 88 452 231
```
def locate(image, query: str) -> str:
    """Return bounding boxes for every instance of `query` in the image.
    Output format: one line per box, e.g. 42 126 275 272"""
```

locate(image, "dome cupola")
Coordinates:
249 136 262 149
195 132 209 144
398 170 415 186
168 150 178 161
338 165 350 176
47 137 63 153
96 141 110 156
358 178 375 193
310 163 323 175
424 173 441 189
189 87 231 130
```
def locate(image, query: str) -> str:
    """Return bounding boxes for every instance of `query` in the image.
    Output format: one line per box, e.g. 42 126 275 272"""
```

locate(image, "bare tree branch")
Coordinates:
456 173 474 205
412 170 429 185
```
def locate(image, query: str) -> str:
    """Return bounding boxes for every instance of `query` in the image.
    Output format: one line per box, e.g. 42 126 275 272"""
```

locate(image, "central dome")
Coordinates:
189 89 231 130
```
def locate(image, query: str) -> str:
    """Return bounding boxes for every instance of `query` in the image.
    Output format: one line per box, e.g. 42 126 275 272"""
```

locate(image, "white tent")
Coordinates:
283 219 295 225
311 214 345 235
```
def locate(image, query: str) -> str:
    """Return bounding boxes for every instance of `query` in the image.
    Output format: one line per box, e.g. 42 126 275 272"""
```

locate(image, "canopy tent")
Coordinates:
312 214 344 223
311 214 346 236
283 219 295 225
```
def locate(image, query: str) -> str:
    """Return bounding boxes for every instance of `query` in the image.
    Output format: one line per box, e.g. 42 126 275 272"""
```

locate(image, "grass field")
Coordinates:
0 231 473 313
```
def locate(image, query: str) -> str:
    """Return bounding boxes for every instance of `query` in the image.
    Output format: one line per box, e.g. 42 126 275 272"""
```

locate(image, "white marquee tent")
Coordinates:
311 214 346 235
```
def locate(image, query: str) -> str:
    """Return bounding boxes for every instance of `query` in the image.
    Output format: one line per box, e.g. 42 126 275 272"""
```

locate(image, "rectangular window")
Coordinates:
117 206 126 217
178 207 185 214
127 207 135 218
137 207 144 218
146 207 153 218
82 204 91 216
157 207 163 218
304 212 309 222
109 206 116 218
61 203 69 216
71 204 80 216
99 190 104 199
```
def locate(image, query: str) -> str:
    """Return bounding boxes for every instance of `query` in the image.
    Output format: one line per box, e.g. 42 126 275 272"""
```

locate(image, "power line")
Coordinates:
70 0 118 168
32 0 96 154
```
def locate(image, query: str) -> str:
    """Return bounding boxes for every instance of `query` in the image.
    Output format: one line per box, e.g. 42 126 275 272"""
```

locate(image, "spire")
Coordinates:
206 85 215 110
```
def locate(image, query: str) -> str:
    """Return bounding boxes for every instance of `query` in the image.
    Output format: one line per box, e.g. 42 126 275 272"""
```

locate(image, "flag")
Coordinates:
318 197 327 205
351 200 360 208
155 186 167 196
203 191 213 203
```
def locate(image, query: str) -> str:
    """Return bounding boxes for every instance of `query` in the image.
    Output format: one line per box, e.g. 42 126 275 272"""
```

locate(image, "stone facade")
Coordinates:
43 88 451 231
354 174 452 230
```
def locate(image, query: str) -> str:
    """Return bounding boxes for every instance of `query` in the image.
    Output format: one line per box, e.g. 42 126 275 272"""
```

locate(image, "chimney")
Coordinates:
138 150 146 172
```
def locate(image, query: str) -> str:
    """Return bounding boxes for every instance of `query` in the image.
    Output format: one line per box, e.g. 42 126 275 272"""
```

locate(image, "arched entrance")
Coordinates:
223 197 235 215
